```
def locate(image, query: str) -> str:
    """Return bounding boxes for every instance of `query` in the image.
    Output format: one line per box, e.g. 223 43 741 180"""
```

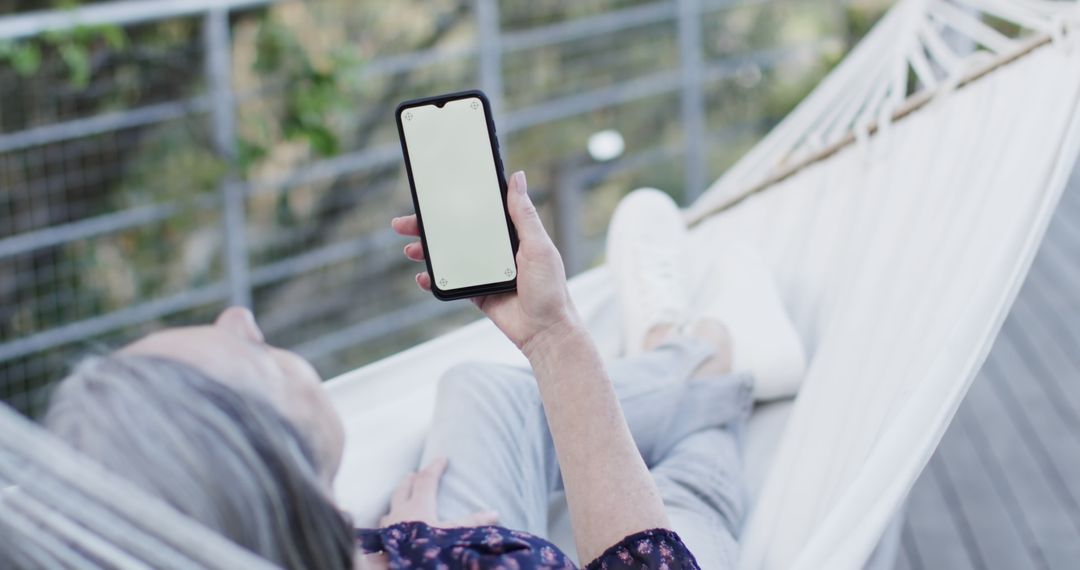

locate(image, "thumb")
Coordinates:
449 510 500 528
506 171 547 241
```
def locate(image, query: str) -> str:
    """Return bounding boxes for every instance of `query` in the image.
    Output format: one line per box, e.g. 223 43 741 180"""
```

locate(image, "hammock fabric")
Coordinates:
3 0 1080 568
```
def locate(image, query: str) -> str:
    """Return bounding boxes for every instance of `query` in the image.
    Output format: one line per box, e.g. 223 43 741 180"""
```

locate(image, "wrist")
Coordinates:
522 313 591 365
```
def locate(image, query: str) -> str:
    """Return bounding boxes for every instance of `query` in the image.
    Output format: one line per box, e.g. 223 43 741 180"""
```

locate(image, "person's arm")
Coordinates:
392 171 670 563
525 319 671 562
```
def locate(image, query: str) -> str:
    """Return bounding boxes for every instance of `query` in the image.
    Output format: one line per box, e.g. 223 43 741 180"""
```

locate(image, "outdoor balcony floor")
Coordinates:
897 164 1080 570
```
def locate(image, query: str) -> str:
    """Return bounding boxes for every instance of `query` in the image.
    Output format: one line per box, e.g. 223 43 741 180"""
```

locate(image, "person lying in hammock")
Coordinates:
42 171 779 570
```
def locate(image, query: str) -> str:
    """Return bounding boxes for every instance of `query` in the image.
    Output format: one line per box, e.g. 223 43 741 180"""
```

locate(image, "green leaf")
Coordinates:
236 138 268 171
71 25 95 44
303 125 339 157
42 29 68 44
253 19 290 74
101 26 128 50
11 43 42 76
58 41 91 87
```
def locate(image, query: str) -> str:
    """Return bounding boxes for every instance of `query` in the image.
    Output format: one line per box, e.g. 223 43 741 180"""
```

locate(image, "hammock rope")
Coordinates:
686 0 1080 224
693 32 1056 222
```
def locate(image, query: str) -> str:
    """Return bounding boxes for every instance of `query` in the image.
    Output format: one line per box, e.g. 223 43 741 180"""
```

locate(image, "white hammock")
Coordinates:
3 0 1080 568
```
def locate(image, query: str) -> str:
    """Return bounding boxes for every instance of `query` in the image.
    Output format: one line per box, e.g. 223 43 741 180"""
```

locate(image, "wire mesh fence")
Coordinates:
0 0 855 416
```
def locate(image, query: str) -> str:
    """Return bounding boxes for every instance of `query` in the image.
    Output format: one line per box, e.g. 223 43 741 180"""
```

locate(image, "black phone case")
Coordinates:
395 89 519 301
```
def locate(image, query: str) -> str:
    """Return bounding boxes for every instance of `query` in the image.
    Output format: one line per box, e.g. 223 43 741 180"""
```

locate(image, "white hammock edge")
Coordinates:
790 75 1080 569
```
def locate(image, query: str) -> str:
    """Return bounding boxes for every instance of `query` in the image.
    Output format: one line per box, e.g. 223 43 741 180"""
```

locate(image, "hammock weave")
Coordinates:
0 397 274 568
3 0 1080 568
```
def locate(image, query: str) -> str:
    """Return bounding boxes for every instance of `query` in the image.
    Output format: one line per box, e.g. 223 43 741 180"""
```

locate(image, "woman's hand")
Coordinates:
379 458 498 528
391 171 582 355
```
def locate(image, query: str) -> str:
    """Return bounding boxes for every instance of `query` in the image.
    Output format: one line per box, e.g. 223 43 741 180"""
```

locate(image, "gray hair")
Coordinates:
43 354 354 570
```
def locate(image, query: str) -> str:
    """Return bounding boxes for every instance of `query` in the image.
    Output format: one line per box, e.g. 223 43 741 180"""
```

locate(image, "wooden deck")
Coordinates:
897 163 1080 570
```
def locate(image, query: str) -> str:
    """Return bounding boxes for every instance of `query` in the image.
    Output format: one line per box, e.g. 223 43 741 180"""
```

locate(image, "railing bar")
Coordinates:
256 254 406 336
499 0 768 54
0 79 284 153
294 300 466 362
249 230 400 287
504 69 682 132
700 0 766 10
238 145 401 197
501 1 676 53
706 119 772 145
700 40 831 83
503 43 811 132
0 47 812 259
355 44 478 79
0 1 790 155
205 8 251 308
0 0 278 41
678 0 708 201
0 0 761 62
0 284 229 362
475 0 504 118
577 143 683 184
0 97 210 154
0 42 811 260
0 78 272 152
0 195 217 259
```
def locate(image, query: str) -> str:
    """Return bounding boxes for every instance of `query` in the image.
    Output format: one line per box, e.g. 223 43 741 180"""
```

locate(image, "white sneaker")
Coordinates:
690 243 807 401
606 189 690 357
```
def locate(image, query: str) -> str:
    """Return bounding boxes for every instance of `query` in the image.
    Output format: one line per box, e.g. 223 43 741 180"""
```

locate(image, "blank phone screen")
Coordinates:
400 96 516 292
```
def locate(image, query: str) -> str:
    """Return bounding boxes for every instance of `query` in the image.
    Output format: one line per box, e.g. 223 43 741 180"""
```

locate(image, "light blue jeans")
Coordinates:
419 338 752 569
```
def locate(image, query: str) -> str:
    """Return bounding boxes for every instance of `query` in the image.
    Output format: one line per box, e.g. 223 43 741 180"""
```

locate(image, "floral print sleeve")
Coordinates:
583 529 701 570
357 522 700 570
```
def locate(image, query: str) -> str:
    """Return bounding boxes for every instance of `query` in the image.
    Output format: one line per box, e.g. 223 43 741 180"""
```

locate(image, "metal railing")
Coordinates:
0 0 839 413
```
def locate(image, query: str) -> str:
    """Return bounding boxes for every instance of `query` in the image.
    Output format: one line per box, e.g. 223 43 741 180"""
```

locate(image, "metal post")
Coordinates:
204 8 252 308
677 0 707 202
553 157 585 276
475 0 504 118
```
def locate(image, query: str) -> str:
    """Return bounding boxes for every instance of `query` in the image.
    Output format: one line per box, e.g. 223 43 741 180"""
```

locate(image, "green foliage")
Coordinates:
0 21 127 87
120 126 228 205
245 17 356 165
103 125 228 298
0 40 41 75
236 137 270 170
843 3 888 48
57 40 90 86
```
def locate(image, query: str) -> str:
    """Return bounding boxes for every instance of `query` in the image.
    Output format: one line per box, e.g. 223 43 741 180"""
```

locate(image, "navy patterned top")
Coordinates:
357 522 700 569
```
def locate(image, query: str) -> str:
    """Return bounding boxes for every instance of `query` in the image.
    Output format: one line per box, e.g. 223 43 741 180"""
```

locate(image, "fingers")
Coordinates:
400 171 544 296
450 510 500 528
391 215 420 237
404 242 426 262
410 458 448 508
505 171 548 243
415 272 431 291
390 473 415 509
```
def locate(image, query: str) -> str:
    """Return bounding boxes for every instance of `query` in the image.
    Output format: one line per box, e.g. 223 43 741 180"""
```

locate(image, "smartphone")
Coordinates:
395 90 518 301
